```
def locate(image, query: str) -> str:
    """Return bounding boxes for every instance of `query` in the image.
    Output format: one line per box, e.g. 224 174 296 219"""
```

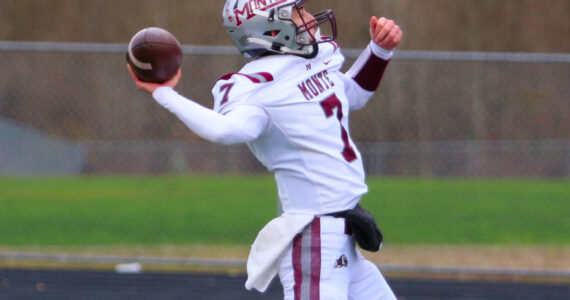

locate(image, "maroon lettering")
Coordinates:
322 70 335 87
298 70 337 99
311 76 325 93
234 4 253 26
298 82 313 101
317 73 330 89
305 80 319 96
234 0 287 26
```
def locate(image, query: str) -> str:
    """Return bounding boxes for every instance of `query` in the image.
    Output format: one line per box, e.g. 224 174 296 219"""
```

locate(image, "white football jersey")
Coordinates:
212 42 368 214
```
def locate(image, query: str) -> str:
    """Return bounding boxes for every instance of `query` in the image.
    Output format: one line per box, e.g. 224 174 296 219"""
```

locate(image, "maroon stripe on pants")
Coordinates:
310 217 321 300
293 233 303 300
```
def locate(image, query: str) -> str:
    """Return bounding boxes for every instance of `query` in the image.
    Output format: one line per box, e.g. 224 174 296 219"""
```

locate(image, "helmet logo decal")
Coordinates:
234 0 287 26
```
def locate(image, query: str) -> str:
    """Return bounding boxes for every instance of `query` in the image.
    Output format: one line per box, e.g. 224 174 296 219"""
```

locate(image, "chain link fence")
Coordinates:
1 42 568 177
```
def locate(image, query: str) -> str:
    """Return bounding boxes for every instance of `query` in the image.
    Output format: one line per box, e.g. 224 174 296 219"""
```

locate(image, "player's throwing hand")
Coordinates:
127 64 182 94
369 16 403 50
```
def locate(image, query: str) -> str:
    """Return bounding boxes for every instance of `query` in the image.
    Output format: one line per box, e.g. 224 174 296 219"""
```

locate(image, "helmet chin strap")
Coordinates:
247 37 318 58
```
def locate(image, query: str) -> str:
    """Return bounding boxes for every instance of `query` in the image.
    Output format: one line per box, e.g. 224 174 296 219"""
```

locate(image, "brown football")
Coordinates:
126 27 183 83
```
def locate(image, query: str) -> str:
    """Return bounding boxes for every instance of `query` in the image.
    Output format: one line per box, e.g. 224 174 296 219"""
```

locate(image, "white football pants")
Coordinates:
278 216 396 300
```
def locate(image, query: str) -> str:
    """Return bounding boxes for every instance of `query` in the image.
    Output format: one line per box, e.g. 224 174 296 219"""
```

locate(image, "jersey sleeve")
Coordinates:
343 41 393 111
153 87 268 145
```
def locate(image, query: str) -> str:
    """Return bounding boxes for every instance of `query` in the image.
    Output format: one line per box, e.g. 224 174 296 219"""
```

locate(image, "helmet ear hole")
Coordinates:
264 30 281 37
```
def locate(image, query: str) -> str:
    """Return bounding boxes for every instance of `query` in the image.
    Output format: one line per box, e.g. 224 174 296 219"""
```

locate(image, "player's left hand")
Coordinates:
127 64 181 94
369 16 403 51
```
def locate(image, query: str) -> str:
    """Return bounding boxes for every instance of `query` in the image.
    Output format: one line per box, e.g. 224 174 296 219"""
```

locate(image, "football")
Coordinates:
126 27 183 83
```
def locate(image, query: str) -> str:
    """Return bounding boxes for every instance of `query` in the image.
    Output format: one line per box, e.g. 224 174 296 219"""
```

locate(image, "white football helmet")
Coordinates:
223 0 337 59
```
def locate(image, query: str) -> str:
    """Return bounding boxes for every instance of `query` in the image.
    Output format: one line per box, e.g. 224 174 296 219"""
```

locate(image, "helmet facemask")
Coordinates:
286 2 337 47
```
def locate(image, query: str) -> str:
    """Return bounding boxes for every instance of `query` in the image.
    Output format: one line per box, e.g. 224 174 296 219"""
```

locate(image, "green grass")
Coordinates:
361 178 569 244
0 176 568 246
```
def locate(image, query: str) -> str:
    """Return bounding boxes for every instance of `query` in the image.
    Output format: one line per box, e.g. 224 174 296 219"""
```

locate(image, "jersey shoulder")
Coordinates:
212 69 274 113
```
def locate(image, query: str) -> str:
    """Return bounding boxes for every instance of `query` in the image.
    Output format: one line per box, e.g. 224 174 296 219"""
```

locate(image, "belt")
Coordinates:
323 209 350 218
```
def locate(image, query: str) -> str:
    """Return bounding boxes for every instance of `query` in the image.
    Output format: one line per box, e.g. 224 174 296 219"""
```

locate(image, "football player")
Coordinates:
128 0 402 299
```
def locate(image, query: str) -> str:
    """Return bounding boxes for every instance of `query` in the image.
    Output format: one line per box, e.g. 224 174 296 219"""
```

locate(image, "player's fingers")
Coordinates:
375 17 390 35
377 17 388 28
374 19 394 45
126 64 142 84
157 69 181 89
392 29 403 46
127 64 137 80
369 16 378 40
382 26 400 44
380 27 403 50
164 69 182 88
127 63 155 92
127 64 146 89
374 18 391 38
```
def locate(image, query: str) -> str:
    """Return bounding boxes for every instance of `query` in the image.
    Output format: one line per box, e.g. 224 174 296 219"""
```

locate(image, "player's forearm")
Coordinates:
346 41 393 92
152 87 267 144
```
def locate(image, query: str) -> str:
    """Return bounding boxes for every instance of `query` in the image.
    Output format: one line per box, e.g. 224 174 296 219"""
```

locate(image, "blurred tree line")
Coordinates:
1 0 568 52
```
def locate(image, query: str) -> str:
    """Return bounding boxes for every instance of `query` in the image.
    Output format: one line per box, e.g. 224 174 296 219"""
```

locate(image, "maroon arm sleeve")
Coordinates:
352 56 389 92
346 44 392 92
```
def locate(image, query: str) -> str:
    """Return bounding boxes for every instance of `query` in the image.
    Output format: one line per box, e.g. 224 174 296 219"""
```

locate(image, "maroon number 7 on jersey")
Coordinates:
320 94 357 162
219 83 235 105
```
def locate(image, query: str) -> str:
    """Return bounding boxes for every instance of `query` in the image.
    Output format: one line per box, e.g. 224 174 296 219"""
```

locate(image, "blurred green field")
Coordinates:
0 176 568 246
